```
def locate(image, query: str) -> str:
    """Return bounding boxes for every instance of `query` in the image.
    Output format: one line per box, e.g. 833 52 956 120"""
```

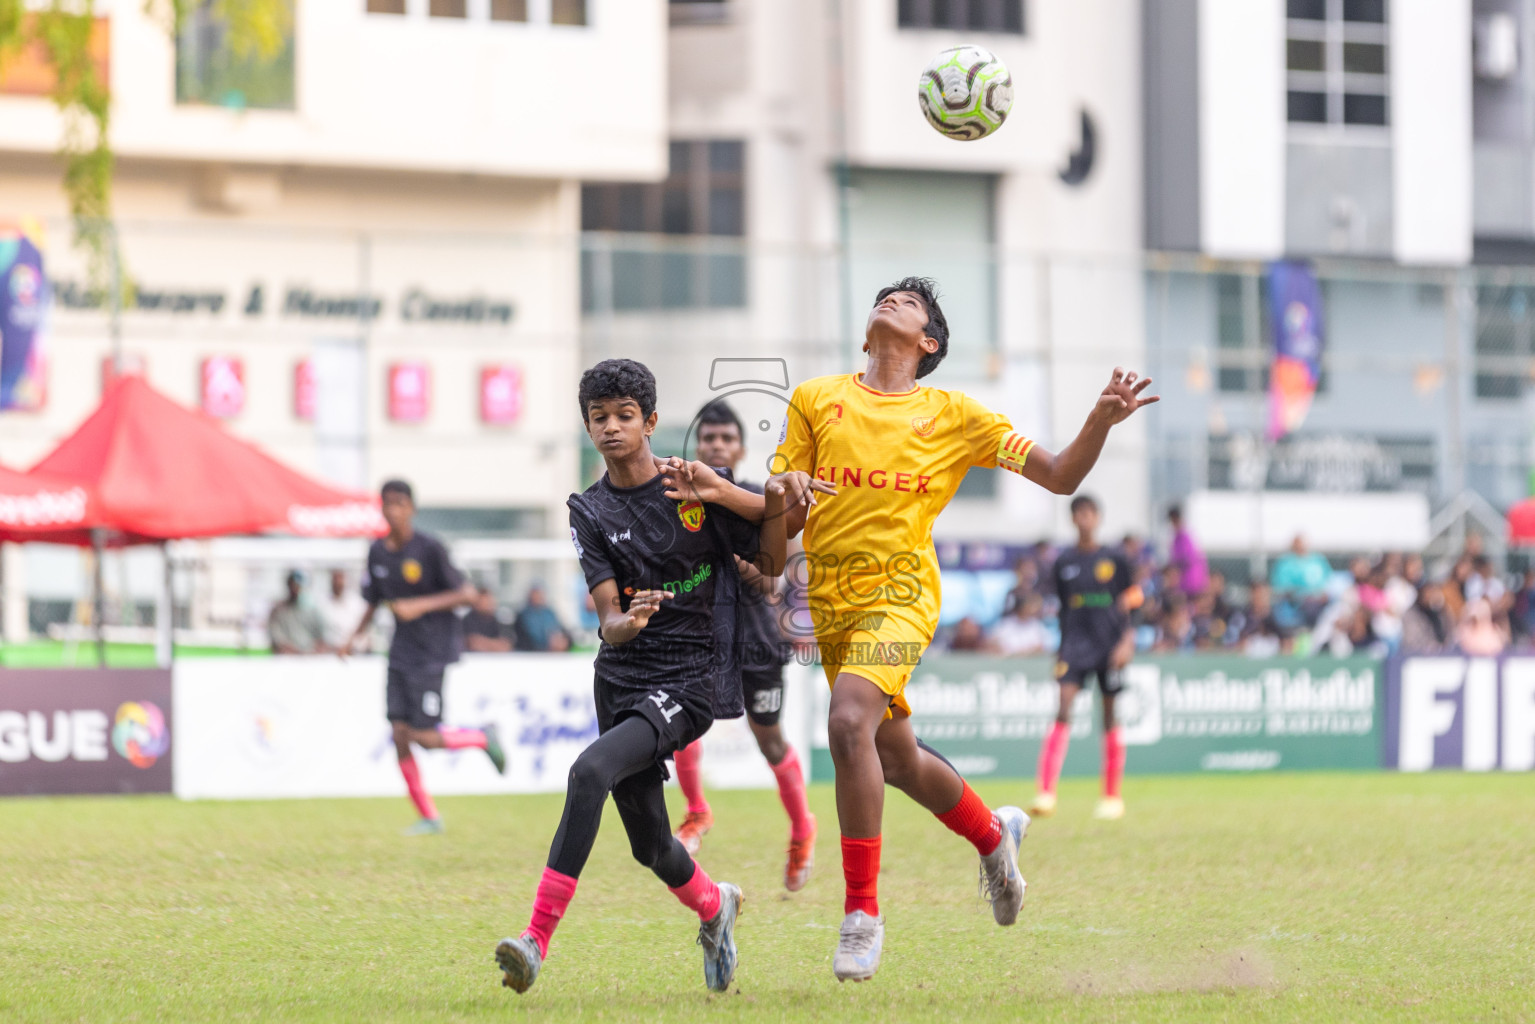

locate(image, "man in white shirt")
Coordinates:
319 568 373 652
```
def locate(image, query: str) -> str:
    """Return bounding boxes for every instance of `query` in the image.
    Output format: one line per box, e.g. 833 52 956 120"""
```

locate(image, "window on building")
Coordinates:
898 0 1025 33
551 0 587 26
582 141 748 312
1475 284 1534 400
491 0 528 21
1286 0 1389 127
670 0 730 24
177 0 295 110
366 0 406 13
430 0 467 17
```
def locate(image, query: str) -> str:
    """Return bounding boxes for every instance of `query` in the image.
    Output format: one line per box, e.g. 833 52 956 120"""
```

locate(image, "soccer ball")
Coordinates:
917 45 1014 141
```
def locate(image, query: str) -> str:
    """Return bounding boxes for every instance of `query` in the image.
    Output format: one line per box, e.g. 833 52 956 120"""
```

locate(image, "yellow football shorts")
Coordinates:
815 606 933 719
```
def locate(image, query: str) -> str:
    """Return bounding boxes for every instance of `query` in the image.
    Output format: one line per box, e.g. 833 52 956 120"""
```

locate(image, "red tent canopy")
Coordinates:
11 375 383 543
1509 497 1535 545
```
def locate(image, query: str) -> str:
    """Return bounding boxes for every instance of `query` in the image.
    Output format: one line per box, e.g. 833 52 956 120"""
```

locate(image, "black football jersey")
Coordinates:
362 531 465 673
568 471 760 710
1053 545 1132 663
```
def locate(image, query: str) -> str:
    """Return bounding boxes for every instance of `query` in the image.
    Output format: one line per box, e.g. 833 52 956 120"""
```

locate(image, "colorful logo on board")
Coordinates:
112 701 169 769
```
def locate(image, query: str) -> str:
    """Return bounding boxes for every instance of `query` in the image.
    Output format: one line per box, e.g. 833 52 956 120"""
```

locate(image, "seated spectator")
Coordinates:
1457 597 1508 656
1121 532 1156 574
464 586 513 653
1271 534 1332 600
1190 591 1230 649
1154 593 1195 651
1511 569 1535 643
513 583 572 652
991 594 1052 656
1236 582 1290 657
1401 580 1453 653
318 568 371 653
1002 555 1042 617
1464 555 1507 608
947 616 987 652
268 570 329 655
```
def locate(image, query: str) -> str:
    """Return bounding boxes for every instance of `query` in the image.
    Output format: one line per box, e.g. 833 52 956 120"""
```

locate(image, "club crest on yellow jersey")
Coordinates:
911 415 937 437
677 499 705 532
402 559 423 584
1095 558 1115 583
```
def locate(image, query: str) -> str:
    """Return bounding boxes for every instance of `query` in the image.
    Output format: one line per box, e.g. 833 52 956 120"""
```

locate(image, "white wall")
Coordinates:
0 1 668 182
1392 0 1473 265
1198 0 1285 259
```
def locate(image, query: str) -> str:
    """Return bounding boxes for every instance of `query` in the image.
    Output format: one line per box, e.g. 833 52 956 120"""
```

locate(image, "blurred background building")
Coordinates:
2 0 1534 645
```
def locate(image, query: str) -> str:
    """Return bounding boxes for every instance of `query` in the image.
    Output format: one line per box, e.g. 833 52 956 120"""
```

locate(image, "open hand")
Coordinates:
1092 367 1160 426
769 470 836 511
621 589 672 632
656 457 726 503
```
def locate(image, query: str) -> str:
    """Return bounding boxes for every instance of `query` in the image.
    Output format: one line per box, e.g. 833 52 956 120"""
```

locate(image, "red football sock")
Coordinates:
673 739 710 816
937 781 1002 856
1103 727 1126 798
841 835 881 917
438 727 487 750
523 867 578 958
668 860 722 921
397 756 438 821
770 746 814 842
1038 720 1071 796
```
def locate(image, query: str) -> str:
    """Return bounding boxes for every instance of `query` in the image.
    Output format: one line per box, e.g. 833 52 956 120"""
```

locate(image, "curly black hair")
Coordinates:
696 399 744 437
578 358 657 422
873 276 949 379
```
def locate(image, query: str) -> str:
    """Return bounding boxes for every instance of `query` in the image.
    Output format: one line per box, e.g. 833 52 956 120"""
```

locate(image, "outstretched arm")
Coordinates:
1016 367 1158 495
389 583 478 623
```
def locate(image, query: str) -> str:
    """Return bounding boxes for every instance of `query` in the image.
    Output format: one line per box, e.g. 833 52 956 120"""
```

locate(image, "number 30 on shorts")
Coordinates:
649 691 684 722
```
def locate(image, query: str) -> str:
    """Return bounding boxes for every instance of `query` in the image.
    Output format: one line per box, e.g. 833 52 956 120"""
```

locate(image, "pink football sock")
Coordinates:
1038 720 1071 796
668 861 722 921
673 739 711 816
1103 727 1126 798
523 867 578 958
398 756 438 821
439 727 487 750
771 746 814 842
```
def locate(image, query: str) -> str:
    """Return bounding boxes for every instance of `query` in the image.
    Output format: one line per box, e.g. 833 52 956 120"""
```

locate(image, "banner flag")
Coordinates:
0 222 48 411
1266 260 1324 442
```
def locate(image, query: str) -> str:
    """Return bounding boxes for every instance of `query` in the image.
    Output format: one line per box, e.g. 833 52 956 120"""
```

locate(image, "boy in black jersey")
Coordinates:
669 400 817 892
347 479 506 835
495 359 791 996
1030 494 1140 821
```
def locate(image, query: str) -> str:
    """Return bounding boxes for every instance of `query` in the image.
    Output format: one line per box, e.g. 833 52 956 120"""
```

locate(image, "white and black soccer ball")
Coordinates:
917 45 1014 142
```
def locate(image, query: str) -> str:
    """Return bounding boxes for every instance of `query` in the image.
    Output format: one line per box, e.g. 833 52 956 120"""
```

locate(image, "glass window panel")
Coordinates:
1217 368 1252 394
429 0 466 17
490 0 527 21
580 185 607 230
933 0 958 30
1287 90 1328 122
177 1 295 110
708 140 743 174
1287 38 1325 71
1342 42 1386 74
706 253 748 307
897 0 929 28
660 252 694 308
1343 0 1386 23
1476 374 1522 400
669 140 693 176
1477 321 1518 355
1287 0 1326 20
661 186 691 235
1002 0 1024 33
708 187 744 235
612 250 655 310
551 0 586 26
1343 92 1388 125
615 185 646 232
367 0 406 13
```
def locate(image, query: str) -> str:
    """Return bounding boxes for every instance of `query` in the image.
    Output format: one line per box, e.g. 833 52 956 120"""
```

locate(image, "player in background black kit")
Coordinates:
670 400 817 892
494 359 800 996
1029 494 1141 821
346 479 507 835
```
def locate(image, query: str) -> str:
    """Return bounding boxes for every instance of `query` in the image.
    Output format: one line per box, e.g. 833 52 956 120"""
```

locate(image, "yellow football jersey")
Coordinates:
775 373 1035 638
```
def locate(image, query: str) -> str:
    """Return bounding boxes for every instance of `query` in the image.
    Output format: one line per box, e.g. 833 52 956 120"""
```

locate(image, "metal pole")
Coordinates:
92 528 106 667
110 224 123 375
155 541 173 668
829 0 854 374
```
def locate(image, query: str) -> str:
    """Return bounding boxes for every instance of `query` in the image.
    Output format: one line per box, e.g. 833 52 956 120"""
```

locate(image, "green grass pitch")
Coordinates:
2 773 1532 1022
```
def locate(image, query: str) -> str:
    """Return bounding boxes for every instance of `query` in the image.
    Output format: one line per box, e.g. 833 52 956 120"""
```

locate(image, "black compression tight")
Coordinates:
545 714 697 889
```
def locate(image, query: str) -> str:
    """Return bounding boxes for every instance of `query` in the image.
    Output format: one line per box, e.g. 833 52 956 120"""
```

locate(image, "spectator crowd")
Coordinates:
940 509 1535 660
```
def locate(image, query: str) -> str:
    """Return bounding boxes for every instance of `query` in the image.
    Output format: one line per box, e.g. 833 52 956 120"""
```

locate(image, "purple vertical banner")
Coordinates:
1265 260 1324 442
0 225 48 411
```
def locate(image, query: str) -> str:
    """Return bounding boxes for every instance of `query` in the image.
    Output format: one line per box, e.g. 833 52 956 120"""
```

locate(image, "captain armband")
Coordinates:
996 433 1036 475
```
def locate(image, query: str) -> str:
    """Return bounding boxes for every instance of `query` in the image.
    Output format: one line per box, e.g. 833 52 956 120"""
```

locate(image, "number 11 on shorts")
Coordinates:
649 691 683 722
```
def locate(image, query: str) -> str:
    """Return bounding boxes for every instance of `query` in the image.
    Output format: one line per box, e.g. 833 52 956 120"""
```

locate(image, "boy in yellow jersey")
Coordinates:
774 276 1159 982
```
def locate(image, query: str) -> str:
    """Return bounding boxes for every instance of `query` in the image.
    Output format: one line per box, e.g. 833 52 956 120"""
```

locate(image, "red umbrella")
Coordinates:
22 375 384 541
1509 497 1535 545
